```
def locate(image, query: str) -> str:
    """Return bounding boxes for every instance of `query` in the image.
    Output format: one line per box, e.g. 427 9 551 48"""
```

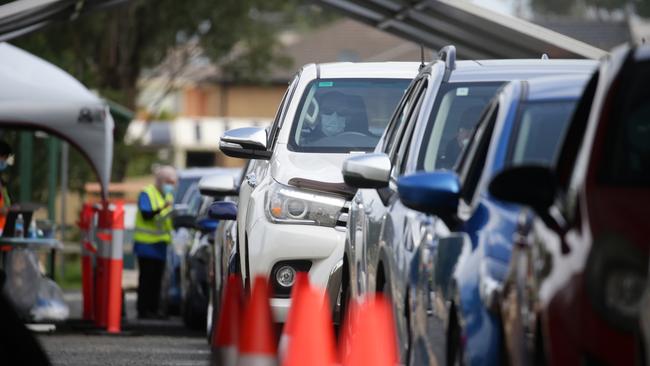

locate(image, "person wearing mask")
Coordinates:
0 141 13 233
133 165 177 319
303 91 350 143
438 106 484 169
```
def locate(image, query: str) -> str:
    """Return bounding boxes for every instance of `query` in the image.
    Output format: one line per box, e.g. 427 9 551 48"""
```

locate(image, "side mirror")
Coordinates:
196 217 219 233
219 127 271 160
397 171 460 224
173 214 196 230
209 201 237 221
342 153 391 189
488 165 556 212
199 175 238 197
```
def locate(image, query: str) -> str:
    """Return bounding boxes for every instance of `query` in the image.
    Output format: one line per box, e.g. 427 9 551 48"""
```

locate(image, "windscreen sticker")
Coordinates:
456 87 469 96
319 81 334 87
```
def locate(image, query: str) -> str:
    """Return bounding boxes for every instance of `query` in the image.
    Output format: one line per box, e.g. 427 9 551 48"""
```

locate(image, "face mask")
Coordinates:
321 112 346 136
162 184 175 196
0 161 7 172
461 138 470 148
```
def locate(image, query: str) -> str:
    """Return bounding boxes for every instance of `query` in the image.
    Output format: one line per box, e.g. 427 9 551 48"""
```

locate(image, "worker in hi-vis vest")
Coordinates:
0 141 13 233
133 165 177 319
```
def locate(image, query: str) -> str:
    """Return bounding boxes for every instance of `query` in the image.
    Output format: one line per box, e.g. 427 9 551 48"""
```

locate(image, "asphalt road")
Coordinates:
37 292 212 366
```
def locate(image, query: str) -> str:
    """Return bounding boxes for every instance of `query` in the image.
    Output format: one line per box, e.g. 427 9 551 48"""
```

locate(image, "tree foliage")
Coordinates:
530 0 650 17
0 0 328 200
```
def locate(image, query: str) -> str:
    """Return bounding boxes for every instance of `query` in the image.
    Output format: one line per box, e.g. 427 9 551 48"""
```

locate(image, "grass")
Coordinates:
57 254 82 290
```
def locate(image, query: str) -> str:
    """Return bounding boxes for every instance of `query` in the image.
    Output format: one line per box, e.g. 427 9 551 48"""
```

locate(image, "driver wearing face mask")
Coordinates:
439 106 484 169
0 141 12 232
303 92 350 144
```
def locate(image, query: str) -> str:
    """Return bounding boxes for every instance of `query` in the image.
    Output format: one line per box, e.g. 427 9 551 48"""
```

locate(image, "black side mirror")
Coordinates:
173 214 196 229
488 165 556 212
209 201 237 221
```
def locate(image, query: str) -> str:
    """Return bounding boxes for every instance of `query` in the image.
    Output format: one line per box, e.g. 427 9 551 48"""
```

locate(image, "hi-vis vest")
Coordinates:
133 184 174 244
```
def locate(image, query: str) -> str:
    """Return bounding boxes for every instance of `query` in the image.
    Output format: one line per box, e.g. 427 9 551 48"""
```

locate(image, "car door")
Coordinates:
237 74 299 287
352 76 428 299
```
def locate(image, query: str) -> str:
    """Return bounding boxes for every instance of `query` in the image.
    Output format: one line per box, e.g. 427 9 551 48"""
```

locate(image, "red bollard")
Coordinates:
78 203 96 321
106 201 124 333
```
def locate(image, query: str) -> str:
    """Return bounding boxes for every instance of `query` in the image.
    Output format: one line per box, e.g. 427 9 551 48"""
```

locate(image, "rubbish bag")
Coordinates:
3 248 40 318
30 278 69 322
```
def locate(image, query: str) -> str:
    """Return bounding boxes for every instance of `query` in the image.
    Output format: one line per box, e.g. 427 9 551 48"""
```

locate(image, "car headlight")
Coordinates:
265 181 347 227
586 234 648 331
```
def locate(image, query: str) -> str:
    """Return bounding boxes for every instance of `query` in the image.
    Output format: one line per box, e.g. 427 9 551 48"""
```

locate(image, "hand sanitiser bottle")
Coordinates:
15 213 24 238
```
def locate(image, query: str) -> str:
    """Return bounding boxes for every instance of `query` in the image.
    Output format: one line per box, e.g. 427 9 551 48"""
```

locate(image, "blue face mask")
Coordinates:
162 183 175 196
0 160 8 172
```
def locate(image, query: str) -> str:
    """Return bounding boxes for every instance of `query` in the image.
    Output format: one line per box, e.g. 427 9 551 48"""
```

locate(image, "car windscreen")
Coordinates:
600 61 650 186
174 177 200 205
288 78 410 153
508 100 578 165
417 82 503 171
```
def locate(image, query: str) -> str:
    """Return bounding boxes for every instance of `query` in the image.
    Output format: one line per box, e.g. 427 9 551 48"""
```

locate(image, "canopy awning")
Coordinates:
314 0 607 59
0 42 114 198
0 0 128 41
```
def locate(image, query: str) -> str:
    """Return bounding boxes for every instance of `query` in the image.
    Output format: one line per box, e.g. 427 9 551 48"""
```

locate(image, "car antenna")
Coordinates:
541 53 549 60
419 44 425 71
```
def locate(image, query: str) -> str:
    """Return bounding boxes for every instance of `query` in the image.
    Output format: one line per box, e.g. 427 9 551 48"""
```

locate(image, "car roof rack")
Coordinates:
438 45 456 81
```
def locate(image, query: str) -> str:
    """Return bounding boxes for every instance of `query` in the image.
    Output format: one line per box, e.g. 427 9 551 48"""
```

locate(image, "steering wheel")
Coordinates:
304 98 319 126
335 131 368 137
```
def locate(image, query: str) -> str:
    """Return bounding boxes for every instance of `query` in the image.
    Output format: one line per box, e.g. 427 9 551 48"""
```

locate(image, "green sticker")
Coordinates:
319 81 334 87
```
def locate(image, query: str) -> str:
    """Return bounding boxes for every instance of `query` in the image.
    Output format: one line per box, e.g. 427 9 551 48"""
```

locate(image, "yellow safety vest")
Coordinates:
133 184 174 244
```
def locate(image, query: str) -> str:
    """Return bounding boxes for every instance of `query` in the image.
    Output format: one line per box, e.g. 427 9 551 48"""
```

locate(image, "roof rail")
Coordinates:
438 45 456 81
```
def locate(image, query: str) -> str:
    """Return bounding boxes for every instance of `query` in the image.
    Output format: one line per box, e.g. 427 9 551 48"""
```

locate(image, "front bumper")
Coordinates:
247 218 345 322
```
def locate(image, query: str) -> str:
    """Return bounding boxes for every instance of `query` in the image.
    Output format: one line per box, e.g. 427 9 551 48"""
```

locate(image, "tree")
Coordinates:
0 0 320 189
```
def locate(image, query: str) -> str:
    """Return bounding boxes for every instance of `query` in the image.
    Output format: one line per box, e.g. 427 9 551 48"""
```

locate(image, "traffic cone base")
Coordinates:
220 347 237 366
237 355 278 366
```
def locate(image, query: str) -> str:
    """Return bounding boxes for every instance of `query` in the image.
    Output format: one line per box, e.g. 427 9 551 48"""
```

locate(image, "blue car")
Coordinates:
398 74 591 365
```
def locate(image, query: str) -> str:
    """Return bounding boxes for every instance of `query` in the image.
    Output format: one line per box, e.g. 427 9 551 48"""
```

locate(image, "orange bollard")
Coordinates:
93 203 110 328
213 274 244 366
278 272 309 362
282 283 337 366
78 203 96 321
341 296 398 366
238 276 277 366
106 201 125 333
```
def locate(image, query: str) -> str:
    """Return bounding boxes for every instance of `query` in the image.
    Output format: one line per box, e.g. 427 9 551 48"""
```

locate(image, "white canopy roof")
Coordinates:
0 42 113 198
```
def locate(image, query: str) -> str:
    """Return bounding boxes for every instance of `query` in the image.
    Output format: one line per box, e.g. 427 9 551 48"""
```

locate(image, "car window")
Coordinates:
556 71 599 188
183 183 203 216
382 77 425 155
288 78 411 153
508 100 578 165
600 60 650 186
417 82 503 171
458 102 499 203
175 177 200 205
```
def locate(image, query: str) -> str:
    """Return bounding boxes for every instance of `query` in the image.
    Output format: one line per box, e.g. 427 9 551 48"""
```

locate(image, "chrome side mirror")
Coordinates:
342 153 391 189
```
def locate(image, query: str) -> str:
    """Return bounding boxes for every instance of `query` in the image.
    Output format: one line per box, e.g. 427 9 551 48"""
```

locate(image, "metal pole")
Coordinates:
47 137 59 220
47 136 60 280
18 131 33 203
59 141 68 240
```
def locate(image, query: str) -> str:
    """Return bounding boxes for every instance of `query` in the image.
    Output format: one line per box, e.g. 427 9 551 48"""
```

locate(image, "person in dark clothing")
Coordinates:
133 165 177 319
302 91 351 143
438 106 484 169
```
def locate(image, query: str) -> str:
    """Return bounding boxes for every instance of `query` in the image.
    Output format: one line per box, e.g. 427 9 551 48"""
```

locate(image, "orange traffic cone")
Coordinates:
238 276 277 366
278 272 309 362
213 274 244 366
341 295 398 366
282 284 337 366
